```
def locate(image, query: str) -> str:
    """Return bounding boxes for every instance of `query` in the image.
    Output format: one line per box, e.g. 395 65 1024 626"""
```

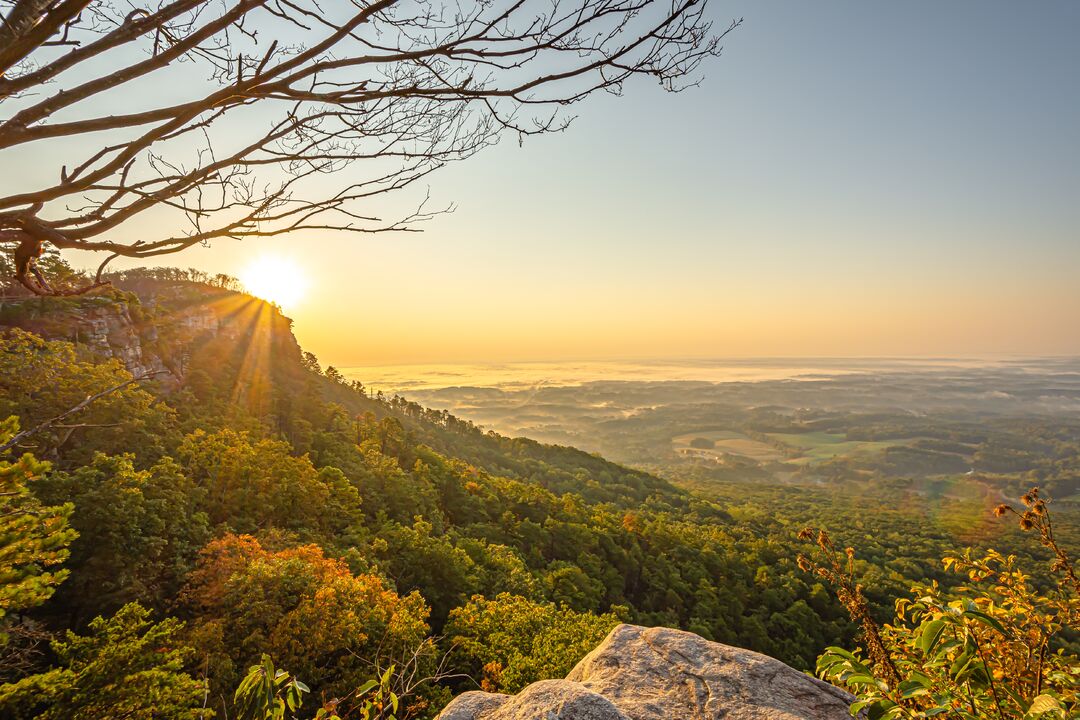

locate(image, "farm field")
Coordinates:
671 430 784 462
766 431 894 464
673 430 896 466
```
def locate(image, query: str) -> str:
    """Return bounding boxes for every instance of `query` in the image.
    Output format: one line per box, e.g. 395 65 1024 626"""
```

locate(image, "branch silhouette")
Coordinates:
0 0 740 293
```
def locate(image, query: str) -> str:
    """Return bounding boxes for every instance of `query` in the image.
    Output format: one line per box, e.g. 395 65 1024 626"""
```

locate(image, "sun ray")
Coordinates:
231 300 275 418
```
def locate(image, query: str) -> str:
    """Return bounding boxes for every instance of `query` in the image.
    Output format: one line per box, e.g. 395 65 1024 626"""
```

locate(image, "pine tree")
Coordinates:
0 416 76 634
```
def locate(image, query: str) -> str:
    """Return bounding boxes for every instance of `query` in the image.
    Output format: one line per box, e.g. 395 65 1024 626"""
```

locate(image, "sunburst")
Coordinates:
240 255 308 309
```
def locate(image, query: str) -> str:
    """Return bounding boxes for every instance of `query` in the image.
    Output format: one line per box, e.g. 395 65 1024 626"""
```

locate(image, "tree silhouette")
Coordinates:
0 0 738 293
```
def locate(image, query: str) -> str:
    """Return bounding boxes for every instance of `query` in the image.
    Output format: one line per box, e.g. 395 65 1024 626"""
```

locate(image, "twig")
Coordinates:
0 371 164 453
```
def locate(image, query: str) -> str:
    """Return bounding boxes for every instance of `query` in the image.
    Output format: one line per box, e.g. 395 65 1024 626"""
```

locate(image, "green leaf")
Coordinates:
820 647 871 675
950 648 975 681
817 654 846 672
962 609 1006 634
850 699 874 713
844 673 888 691
866 699 897 720
898 678 931 699
822 646 862 662
917 619 947 655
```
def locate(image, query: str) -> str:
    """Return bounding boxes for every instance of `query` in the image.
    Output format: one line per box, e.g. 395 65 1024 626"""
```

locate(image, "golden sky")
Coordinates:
68 2 1080 366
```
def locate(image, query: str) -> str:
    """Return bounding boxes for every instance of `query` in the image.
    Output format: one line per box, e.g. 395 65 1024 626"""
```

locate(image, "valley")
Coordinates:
0 277 1074 720
344 359 1080 512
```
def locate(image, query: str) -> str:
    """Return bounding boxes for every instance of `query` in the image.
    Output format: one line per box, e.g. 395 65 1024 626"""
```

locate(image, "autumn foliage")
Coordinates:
183 535 430 716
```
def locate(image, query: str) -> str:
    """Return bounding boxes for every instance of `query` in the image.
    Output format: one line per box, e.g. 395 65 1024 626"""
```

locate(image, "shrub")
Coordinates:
803 488 1078 719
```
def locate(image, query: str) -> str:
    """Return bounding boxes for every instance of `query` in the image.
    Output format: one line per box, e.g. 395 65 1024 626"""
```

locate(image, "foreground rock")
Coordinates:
437 624 855 720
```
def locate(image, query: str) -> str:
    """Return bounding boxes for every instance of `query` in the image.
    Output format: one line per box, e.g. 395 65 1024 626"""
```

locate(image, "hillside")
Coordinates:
0 274 1074 719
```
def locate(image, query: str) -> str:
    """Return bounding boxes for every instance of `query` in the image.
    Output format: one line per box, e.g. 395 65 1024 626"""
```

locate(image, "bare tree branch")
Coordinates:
0 0 739 294
0 371 164 453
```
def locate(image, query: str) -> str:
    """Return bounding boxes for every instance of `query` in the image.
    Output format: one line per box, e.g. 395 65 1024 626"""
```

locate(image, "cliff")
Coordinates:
0 280 254 386
437 625 855 720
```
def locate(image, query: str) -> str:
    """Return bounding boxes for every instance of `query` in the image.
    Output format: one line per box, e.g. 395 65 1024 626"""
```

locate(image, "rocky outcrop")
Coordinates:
436 625 855 720
440 682 631 720
0 287 246 386
0 296 162 378
72 302 165 378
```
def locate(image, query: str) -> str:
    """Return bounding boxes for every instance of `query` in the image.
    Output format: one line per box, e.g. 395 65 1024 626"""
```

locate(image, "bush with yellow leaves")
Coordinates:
803 488 1078 719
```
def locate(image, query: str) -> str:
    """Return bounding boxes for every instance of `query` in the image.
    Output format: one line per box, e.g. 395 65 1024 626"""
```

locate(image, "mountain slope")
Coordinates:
0 273 936 717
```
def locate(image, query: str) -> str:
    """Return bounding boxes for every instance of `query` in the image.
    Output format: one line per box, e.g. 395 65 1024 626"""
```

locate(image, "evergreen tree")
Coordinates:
0 417 75 633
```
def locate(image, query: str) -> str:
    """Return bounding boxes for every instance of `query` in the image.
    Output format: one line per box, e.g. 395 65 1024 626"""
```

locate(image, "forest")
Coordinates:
1 0 1076 715
0 272 1075 719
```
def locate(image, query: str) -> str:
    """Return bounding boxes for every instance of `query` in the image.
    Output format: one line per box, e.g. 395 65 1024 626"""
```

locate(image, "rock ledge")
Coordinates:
437 624 855 720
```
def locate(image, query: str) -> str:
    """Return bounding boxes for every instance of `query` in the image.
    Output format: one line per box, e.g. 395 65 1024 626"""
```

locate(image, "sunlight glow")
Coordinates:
240 256 308 309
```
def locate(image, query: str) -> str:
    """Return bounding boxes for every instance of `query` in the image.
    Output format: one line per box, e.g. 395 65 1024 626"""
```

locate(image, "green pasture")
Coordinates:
671 430 785 462
766 431 894 464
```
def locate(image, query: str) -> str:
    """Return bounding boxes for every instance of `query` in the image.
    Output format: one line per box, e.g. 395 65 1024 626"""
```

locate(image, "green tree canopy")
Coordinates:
445 593 623 693
0 417 75 632
0 603 208 720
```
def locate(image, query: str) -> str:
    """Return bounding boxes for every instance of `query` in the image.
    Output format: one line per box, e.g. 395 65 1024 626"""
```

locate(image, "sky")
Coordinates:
63 1 1080 365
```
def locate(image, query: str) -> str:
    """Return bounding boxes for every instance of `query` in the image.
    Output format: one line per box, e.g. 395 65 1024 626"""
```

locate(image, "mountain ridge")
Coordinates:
6 273 1055 719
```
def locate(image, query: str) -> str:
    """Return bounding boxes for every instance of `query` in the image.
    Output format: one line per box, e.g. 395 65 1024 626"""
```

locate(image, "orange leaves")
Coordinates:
480 661 504 693
182 533 431 706
182 534 265 611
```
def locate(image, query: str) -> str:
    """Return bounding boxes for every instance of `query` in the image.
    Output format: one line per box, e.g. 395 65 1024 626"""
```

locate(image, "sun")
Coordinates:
239 255 308 309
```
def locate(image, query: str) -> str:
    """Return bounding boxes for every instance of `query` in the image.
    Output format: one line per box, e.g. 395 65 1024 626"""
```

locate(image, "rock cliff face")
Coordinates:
437 625 855 720
57 301 168 379
0 283 247 386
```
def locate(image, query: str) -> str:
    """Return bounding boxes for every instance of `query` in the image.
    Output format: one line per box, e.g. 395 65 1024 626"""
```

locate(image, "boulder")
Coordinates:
436 624 855 720
440 681 630 720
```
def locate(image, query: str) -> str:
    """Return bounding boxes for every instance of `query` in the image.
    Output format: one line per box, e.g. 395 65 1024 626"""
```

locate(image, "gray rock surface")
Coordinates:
441 681 630 720
437 692 511 720
436 624 855 720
